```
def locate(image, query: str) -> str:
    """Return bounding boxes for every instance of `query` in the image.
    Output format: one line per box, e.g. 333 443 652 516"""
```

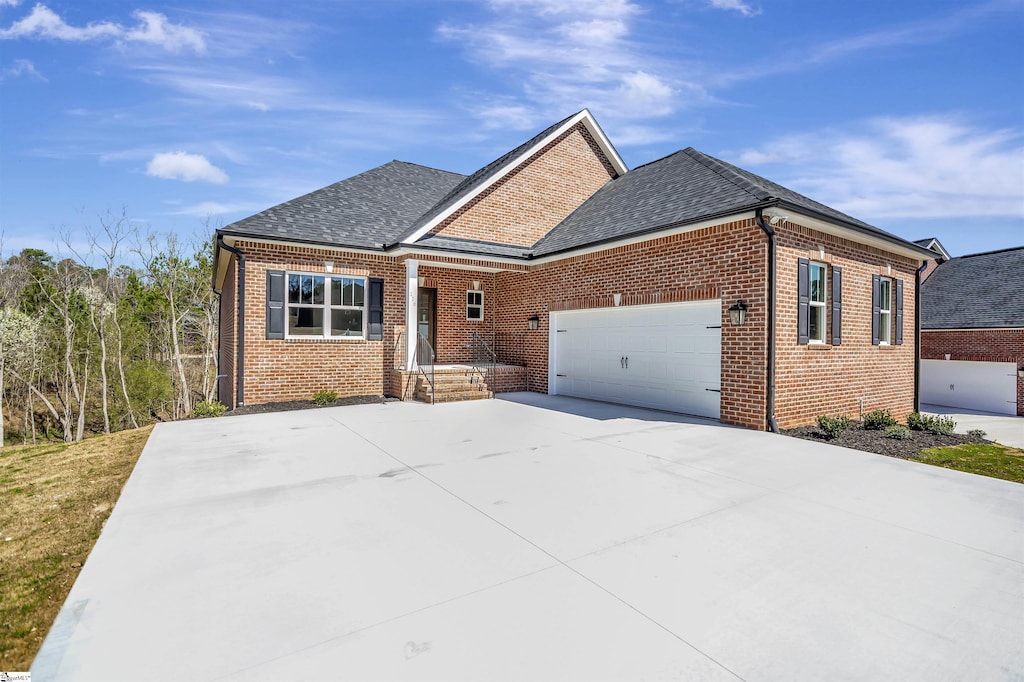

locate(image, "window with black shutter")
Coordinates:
266 270 285 339
831 266 842 345
797 258 810 344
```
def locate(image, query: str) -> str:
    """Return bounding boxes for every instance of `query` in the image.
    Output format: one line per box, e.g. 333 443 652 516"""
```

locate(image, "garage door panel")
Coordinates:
921 360 1016 415
551 301 721 419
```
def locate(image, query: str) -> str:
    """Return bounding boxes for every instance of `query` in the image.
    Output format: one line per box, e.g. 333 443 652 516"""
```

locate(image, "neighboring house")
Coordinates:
913 237 950 282
919 246 1024 416
213 109 936 430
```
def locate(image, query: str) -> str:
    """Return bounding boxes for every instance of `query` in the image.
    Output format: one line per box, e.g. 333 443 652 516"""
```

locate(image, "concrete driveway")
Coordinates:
33 394 1024 681
922 402 1024 449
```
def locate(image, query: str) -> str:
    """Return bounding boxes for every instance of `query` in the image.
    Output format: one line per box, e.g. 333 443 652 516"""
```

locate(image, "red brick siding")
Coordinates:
431 123 617 247
773 223 919 428
217 258 237 408
416 267 497 364
492 219 769 430
919 257 942 282
921 328 1024 416
233 241 405 405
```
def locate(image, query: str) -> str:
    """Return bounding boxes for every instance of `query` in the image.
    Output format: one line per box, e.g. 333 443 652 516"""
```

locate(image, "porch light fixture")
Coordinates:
527 315 539 331
728 300 748 326
1019 366 1024 378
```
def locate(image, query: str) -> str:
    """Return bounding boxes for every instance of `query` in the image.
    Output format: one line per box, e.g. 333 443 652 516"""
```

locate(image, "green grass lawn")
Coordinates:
915 442 1024 484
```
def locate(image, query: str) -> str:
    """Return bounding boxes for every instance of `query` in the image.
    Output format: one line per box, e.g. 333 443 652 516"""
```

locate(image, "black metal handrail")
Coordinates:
416 333 436 404
471 332 497 397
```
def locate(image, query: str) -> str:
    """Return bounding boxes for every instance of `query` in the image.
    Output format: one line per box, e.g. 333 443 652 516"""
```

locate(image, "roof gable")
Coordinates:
914 237 951 261
399 109 627 245
921 246 1024 329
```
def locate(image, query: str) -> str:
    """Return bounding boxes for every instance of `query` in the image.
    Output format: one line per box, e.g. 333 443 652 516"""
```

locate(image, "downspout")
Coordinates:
755 207 780 433
913 261 927 413
217 236 246 407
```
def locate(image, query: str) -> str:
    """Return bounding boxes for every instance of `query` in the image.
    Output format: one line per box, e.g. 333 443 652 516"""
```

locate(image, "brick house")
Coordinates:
213 109 936 430
919 246 1024 416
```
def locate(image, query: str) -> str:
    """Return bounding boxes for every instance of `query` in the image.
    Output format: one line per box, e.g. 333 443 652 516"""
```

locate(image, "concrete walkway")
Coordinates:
922 403 1024 449
33 394 1024 681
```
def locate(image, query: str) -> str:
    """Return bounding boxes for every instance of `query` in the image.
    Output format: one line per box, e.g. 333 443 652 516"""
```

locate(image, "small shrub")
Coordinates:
967 429 987 440
907 412 928 431
885 425 912 440
312 389 338 405
927 415 957 436
192 400 227 419
863 409 897 430
817 414 850 440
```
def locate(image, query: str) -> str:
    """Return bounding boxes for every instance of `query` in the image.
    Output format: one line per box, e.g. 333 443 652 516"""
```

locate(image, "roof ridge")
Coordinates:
957 245 1024 259
680 148 773 202
387 160 464 176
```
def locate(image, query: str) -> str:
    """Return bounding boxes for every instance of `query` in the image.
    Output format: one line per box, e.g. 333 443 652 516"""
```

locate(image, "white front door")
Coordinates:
549 300 722 419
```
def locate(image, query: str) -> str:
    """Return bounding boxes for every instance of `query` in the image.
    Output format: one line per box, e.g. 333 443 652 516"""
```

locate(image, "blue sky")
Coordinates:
1 0 1021 258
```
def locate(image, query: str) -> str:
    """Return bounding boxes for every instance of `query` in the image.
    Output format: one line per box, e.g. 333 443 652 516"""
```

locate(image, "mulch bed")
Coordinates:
226 394 399 417
785 421 982 460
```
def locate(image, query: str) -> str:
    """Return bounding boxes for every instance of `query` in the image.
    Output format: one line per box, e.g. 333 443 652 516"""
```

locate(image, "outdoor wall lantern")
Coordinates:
528 314 540 331
728 300 748 326
1018 365 1024 378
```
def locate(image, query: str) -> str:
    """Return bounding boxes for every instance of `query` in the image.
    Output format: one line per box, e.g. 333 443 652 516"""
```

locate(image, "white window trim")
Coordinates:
878 277 892 346
285 271 368 340
809 262 827 344
466 290 484 322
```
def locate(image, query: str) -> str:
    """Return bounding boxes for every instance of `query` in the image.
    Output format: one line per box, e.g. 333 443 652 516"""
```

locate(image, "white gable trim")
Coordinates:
400 109 628 245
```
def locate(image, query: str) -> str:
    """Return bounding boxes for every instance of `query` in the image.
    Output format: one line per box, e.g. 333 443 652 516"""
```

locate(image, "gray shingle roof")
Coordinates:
412 235 532 259
219 161 465 249
396 111 582 242
920 247 1024 329
533 148 923 257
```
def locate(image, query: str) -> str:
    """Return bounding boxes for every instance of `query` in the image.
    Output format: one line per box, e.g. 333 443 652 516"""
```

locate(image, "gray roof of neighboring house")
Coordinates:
533 147 919 256
219 161 465 250
395 111 582 242
914 237 951 260
921 246 1024 329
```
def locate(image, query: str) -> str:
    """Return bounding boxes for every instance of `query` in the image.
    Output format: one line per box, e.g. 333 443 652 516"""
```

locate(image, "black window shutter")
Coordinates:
368 278 384 341
831 266 842 346
895 279 904 345
266 270 285 339
871 274 881 346
797 258 810 344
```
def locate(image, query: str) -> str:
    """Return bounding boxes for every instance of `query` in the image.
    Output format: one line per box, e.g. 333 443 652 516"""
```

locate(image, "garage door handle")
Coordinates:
625 356 628 369
620 356 624 368
705 388 721 393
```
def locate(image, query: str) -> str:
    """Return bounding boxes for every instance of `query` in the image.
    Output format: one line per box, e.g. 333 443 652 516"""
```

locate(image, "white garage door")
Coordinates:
549 300 721 419
921 359 1017 415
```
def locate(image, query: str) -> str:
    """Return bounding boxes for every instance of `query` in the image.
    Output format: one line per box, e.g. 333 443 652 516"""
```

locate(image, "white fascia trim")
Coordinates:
922 327 1024 332
400 109 628 246
781 210 933 261
921 238 951 260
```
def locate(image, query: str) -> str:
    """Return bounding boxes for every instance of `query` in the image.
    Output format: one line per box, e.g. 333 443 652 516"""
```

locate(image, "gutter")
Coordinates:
913 261 927 413
755 207 780 433
216 236 246 408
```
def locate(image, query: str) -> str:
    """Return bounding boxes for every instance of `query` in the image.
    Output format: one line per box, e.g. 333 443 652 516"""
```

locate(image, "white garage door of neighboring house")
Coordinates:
921 359 1018 416
549 300 722 419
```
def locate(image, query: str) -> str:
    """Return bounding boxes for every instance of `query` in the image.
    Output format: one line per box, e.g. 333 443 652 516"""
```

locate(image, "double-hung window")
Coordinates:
466 290 483 321
286 273 366 338
808 262 827 343
878 277 892 345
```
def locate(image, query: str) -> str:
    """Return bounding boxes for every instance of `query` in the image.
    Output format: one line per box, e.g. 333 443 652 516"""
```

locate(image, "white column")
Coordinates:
405 259 419 370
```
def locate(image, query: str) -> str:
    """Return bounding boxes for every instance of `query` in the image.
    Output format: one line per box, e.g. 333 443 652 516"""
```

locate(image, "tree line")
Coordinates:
0 213 219 446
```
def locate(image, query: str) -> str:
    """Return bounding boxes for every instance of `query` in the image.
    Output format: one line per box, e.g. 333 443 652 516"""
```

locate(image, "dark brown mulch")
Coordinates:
226 394 399 417
785 421 981 460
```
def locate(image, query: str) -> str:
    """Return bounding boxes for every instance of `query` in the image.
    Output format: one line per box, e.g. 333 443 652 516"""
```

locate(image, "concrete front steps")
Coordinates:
415 368 493 403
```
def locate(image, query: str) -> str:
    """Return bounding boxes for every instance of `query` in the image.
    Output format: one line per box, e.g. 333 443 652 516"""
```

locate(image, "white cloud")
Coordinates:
0 0 22 7
730 116 1024 219
0 4 205 53
708 0 760 17
146 151 228 184
168 201 258 217
439 0 708 137
1 57 45 80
